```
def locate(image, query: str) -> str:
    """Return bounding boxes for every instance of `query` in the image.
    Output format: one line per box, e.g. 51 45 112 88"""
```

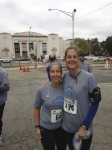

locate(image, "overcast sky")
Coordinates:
0 0 112 42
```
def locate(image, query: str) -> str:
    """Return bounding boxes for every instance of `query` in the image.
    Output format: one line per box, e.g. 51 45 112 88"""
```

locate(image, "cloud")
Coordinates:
0 0 112 42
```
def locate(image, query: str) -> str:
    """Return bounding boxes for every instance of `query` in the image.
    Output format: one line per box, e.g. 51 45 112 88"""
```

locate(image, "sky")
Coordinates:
0 0 112 42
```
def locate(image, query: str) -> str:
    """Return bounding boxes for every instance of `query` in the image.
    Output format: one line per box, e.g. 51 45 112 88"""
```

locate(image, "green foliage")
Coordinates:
90 38 101 56
72 36 112 56
75 38 90 55
105 36 112 56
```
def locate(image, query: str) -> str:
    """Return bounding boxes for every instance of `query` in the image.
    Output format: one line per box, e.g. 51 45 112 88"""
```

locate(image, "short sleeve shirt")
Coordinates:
62 70 96 133
34 82 64 129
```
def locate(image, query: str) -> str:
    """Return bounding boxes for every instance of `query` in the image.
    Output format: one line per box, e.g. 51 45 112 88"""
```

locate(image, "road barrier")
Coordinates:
105 60 112 69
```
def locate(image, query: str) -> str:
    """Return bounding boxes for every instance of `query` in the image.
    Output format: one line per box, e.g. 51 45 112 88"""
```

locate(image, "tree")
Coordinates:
100 41 107 56
75 38 90 55
105 36 112 56
90 38 101 56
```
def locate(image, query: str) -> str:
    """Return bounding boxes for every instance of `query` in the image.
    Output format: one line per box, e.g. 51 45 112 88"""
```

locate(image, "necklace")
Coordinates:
46 82 62 98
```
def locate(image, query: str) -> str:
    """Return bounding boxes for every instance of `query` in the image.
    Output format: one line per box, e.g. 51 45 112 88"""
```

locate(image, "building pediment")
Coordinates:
13 32 46 37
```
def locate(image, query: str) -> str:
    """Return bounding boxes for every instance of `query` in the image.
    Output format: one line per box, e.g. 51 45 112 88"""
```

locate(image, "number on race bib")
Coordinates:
64 98 77 114
51 109 62 123
56 113 62 120
68 103 74 111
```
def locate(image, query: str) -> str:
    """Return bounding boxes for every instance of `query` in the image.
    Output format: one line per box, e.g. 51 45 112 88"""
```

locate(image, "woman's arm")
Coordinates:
34 108 41 140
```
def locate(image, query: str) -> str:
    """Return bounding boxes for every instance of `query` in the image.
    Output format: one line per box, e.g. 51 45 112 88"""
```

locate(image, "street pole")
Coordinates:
72 9 76 46
48 9 76 46
29 27 31 58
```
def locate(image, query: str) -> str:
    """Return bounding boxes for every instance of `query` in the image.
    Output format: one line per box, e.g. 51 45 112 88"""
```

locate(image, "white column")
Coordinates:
27 42 30 58
19 42 22 57
105 59 108 69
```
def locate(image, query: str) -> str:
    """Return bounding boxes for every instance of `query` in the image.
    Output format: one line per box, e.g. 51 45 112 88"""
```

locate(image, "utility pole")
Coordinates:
48 9 76 46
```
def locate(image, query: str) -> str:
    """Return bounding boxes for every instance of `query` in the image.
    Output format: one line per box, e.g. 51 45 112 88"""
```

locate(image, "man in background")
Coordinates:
79 53 92 73
46 54 57 81
0 67 10 144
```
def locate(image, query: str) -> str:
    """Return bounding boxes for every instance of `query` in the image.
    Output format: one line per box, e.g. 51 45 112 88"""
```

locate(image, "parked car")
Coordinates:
92 56 106 62
107 57 112 61
12 58 20 61
12 57 31 61
85 56 94 60
19 57 31 61
0 57 12 63
98 56 106 61
92 57 99 62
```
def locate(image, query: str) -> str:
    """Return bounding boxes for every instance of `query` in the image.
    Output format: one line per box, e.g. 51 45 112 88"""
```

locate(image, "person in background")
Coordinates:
79 53 92 73
62 46 101 150
46 54 57 81
34 62 66 150
0 67 10 144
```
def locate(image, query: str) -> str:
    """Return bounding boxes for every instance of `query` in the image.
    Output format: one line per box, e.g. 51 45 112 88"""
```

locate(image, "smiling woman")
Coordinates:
34 62 67 150
49 62 62 86
62 46 100 150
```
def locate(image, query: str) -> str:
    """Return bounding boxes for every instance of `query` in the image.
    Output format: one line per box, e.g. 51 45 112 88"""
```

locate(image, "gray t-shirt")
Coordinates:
34 82 64 130
81 61 91 73
0 68 9 105
62 70 96 133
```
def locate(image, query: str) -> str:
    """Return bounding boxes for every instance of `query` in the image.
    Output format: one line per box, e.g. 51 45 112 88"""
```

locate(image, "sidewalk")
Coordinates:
0 69 112 150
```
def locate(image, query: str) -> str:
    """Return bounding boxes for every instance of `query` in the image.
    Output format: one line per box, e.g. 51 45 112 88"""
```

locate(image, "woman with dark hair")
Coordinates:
34 62 66 150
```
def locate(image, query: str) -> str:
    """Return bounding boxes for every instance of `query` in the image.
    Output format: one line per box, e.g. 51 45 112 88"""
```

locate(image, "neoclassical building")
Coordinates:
0 32 72 60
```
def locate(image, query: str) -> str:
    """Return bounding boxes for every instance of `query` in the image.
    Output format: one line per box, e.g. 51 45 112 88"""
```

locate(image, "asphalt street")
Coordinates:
0 67 112 150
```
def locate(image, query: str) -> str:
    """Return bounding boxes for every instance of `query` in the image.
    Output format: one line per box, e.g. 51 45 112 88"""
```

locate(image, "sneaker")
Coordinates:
0 135 3 144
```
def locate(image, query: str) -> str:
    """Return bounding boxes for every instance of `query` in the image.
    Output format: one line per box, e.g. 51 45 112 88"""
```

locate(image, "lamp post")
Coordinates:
48 9 76 46
28 27 31 58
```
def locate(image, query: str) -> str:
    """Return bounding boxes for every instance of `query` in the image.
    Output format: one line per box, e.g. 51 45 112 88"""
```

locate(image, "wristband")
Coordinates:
35 125 40 128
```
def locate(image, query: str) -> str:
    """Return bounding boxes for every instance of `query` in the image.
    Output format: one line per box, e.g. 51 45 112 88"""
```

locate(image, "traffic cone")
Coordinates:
20 66 23 70
23 66 27 72
27 66 30 72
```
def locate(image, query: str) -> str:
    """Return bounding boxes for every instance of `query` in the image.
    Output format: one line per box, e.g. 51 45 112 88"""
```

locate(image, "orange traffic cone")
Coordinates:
20 66 23 70
27 66 30 72
23 66 27 72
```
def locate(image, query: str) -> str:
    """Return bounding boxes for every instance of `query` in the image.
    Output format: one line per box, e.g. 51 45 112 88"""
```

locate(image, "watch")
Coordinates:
82 125 87 130
35 125 40 128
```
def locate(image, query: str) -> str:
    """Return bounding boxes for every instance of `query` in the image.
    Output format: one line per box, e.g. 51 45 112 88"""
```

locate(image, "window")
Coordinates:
42 43 47 52
14 43 20 53
29 43 34 51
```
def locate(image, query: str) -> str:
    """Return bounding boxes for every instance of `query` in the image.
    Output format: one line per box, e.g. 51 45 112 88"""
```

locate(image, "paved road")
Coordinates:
0 67 112 150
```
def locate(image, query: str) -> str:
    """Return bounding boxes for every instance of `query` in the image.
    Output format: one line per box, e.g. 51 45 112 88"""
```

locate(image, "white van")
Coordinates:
0 57 12 63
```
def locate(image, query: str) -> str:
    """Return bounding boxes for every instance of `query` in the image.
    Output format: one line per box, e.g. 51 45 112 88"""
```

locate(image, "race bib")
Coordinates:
51 109 62 123
64 97 77 114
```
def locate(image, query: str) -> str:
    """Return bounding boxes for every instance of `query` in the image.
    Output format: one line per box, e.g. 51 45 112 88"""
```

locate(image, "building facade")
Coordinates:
0 32 71 60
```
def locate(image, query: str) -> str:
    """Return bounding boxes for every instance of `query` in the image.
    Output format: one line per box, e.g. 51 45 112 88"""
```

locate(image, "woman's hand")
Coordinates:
76 127 87 140
35 127 41 140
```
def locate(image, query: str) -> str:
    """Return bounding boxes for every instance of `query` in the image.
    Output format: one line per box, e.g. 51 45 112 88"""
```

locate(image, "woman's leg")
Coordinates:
40 127 55 150
55 127 67 150
63 130 74 150
81 135 93 150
